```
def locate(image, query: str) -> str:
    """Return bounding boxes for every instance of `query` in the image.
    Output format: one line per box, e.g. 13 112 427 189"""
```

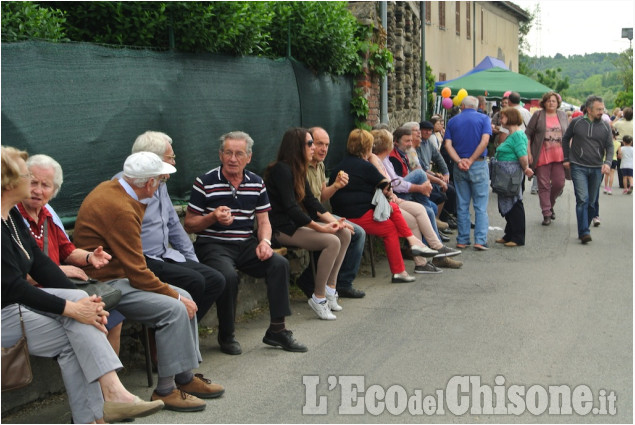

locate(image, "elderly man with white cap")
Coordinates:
74 152 224 413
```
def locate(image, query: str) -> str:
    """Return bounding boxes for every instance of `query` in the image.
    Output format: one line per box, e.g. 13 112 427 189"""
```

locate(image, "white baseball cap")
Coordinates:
123 151 176 178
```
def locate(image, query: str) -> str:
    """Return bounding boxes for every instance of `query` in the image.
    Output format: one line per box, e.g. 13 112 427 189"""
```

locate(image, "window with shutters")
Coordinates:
466 2 471 40
456 2 460 35
439 2 445 29
425 1 431 24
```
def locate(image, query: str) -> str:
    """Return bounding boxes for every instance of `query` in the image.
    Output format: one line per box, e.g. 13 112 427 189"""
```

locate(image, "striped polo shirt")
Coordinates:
187 166 271 241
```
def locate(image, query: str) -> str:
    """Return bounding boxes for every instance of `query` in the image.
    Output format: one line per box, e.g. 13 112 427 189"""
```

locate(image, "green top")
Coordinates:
495 130 528 161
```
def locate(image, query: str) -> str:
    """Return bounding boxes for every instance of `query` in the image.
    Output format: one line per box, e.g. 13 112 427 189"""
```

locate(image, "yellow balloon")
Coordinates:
457 88 468 99
453 96 462 106
441 87 452 98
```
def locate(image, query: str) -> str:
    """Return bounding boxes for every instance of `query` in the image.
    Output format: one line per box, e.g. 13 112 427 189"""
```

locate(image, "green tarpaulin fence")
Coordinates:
2 41 354 221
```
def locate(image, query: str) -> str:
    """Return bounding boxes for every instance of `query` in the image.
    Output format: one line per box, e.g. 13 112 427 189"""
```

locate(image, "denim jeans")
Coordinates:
400 169 440 239
570 164 603 238
333 216 365 290
453 160 490 245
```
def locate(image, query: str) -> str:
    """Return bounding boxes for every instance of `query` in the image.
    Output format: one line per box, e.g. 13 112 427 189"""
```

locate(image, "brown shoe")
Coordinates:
151 389 205 412
495 238 507 244
504 241 518 247
432 257 463 269
436 219 449 231
177 374 225 399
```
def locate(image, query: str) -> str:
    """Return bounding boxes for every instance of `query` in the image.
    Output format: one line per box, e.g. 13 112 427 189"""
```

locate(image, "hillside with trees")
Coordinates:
520 50 633 110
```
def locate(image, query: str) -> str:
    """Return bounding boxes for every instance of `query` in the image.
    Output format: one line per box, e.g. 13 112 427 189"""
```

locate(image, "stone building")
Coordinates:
349 1 530 129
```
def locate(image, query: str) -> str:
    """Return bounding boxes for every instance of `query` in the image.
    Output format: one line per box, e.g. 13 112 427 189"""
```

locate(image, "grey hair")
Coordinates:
462 96 479 110
402 121 420 131
585 95 604 110
132 131 172 156
125 176 158 189
26 154 63 198
219 131 254 154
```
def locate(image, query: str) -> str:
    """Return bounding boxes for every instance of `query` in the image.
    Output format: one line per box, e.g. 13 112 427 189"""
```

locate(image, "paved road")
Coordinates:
5 181 632 423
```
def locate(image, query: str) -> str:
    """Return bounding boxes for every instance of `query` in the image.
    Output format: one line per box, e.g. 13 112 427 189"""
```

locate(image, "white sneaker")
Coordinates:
308 298 336 320
326 292 343 311
592 216 601 227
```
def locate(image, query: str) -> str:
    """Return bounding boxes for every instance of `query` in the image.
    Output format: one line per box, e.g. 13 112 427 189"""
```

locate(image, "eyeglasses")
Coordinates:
221 150 248 159
20 172 33 180
306 140 314 147
164 154 176 161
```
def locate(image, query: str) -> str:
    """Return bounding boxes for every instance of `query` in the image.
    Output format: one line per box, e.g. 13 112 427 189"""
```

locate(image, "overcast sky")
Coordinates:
513 0 633 57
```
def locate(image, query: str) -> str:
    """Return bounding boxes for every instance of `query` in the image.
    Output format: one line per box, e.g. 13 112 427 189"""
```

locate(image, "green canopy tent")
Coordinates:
436 67 554 100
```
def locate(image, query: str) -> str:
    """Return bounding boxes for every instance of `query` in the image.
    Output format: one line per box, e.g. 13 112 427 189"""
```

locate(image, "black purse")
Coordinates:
490 158 523 197
42 220 122 311
1 306 33 392
70 278 122 311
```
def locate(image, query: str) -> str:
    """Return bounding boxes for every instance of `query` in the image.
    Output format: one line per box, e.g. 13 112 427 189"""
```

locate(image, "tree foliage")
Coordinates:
536 68 570 94
520 52 627 109
613 48 633 108
1 1 67 42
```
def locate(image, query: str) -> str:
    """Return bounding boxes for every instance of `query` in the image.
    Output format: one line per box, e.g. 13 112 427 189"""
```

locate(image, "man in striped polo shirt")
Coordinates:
185 131 307 354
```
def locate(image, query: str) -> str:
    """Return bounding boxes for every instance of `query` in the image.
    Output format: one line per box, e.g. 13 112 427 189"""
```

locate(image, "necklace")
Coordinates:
2 214 31 260
30 223 45 240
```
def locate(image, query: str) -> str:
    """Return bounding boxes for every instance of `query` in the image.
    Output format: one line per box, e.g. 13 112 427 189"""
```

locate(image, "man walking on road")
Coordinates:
562 95 613 244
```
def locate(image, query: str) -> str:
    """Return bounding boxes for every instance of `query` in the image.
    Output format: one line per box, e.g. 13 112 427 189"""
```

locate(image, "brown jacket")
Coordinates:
525 109 569 169
73 180 179 299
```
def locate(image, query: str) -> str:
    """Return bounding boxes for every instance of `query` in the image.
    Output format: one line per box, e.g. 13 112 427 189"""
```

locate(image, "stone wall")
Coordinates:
349 1 423 130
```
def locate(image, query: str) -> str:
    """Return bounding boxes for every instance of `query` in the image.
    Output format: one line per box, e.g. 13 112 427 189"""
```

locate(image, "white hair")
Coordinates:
462 96 479 110
403 121 420 130
26 154 63 198
132 131 172 156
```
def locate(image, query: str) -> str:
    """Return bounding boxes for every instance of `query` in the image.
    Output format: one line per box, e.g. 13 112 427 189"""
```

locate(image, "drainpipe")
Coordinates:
420 1 426 120
472 2 476 67
380 2 388 124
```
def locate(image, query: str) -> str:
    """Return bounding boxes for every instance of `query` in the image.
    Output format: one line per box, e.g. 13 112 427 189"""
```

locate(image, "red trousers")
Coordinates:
348 203 413 274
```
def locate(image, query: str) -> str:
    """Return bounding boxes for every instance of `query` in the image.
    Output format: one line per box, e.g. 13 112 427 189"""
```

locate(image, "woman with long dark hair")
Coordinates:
265 128 352 321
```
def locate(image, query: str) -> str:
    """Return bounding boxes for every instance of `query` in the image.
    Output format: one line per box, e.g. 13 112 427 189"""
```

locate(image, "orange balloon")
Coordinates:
441 87 452 98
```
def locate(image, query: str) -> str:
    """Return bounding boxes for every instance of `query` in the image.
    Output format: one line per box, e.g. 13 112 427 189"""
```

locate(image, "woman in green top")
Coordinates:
494 108 534 247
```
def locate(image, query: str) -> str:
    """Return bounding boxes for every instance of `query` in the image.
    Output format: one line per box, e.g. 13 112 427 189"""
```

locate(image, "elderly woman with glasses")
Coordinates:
16 154 125 353
264 127 352 321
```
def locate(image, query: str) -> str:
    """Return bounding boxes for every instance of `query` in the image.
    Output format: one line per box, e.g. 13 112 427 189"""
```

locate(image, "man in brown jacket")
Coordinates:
74 152 223 413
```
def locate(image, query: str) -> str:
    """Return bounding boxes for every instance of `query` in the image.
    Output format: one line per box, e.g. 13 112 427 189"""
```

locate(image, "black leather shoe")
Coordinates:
441 227 454 235
447 218 458 229
439 233 450 242
337 287 366 298
263 330 308 352
218 334 242 355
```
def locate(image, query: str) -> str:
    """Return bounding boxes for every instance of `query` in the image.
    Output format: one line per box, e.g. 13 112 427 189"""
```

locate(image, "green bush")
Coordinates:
266 2 360 75
1 1 67 42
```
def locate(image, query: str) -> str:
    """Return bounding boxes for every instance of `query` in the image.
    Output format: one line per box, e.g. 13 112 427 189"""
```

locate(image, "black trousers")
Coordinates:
194 237 291 337
145 257 226 323
503 200 526 245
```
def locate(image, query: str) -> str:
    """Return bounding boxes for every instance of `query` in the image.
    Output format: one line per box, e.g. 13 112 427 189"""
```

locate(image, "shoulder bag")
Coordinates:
2 306 33 392
490 158 524 197
42 219 121 311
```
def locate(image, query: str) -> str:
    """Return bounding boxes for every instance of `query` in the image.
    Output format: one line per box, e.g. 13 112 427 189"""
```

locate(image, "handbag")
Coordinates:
490 158 524 197
2 306 33 392
70 279 122 311
40 220 122 310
